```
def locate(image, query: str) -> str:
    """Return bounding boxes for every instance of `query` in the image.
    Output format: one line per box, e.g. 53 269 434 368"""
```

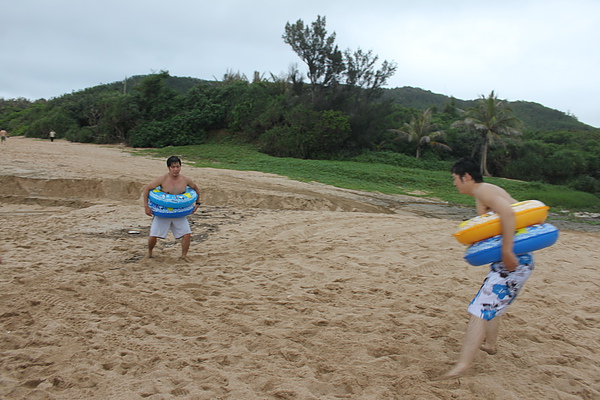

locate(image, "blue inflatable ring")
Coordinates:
148 186 198 208
464 223 559 266
148 201 195 218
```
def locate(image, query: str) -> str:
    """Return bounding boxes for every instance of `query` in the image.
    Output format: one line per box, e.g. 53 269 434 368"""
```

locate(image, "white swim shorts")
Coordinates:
468 253 534 320
149 216 191 239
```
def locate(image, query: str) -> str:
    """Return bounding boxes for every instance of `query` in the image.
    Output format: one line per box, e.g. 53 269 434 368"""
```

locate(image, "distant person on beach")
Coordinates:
0 129 7 144
142 156 201 262
49 130 56 142
435 157 534 380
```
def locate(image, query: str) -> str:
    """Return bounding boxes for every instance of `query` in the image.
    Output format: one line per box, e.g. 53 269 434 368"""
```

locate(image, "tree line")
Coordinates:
1 16 598 196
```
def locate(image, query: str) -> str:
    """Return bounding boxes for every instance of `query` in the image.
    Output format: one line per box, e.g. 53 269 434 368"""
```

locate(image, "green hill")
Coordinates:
382 86 594 131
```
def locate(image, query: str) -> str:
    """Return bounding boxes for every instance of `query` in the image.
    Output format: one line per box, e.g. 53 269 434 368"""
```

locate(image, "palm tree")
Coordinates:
453 91 521 176
390 107 451 158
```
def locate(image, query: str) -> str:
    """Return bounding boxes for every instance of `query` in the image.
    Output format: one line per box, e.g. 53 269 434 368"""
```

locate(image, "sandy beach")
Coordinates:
0 136 598 399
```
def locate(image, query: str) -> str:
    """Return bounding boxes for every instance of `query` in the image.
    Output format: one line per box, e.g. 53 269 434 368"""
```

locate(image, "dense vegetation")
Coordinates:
1 16 598 201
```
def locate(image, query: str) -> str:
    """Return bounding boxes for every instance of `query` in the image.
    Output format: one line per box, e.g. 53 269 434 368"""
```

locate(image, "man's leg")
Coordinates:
435 315 487 380
147 217 168 259
148 236 158 257
481 316 500 355
180 233 192 261
171 217 193 262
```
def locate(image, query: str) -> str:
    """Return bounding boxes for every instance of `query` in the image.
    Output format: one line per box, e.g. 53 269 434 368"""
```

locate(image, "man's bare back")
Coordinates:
473 183 518 215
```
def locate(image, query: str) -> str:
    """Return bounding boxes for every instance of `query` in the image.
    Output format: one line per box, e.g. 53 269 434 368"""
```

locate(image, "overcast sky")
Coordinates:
2 0 599 127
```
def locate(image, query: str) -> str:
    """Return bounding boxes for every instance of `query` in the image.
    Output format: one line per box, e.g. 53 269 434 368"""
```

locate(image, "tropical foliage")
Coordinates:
390 107 451 159
451 91 521 176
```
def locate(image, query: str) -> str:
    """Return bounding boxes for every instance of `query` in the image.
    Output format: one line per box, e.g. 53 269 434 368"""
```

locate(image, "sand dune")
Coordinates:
0 137 599 399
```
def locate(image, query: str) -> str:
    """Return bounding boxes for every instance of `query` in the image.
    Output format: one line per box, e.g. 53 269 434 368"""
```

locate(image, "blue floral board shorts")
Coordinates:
468 253 534 321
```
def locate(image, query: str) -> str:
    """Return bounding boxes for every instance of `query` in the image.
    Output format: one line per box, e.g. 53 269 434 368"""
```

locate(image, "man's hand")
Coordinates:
191 202 201 214
145 205 153 217
502 249 518 271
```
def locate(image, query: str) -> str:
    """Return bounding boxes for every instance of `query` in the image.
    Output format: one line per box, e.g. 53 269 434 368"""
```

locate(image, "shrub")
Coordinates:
503 154 546 182
65 126 96 143
568 175 600 195
24 107 78 139
543 149 588 184
128 113 209 148
259 108 351 158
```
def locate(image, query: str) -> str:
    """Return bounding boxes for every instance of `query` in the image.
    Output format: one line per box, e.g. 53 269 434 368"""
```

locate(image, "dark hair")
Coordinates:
167 155 182 167
451 158 483 183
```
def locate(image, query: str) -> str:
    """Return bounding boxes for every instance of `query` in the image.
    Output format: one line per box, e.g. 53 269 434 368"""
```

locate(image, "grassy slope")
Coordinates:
134 143 600 214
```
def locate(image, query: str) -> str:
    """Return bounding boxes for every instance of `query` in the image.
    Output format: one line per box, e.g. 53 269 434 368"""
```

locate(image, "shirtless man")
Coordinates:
436 158 534 380
142 156 201 262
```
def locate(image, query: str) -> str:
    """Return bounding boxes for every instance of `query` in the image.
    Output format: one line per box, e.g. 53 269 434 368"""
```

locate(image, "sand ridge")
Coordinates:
0 137 599 399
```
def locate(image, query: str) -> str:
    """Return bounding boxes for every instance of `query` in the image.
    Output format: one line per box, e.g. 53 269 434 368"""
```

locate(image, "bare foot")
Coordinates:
432 365 469 381
141 253 153 261
179 256 193 263
480 345 497 355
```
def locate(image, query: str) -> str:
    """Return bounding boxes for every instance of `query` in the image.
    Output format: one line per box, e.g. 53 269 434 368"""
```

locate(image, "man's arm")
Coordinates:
480 193 518 270
143 176 164 216
186 179 202 214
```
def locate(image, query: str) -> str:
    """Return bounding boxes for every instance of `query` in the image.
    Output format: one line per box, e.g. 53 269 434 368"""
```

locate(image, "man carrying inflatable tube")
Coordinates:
435 158 534 380
142 156 201 262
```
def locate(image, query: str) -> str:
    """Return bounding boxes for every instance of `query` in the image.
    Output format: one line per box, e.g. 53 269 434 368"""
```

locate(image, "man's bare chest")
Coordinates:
161 178 187 194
